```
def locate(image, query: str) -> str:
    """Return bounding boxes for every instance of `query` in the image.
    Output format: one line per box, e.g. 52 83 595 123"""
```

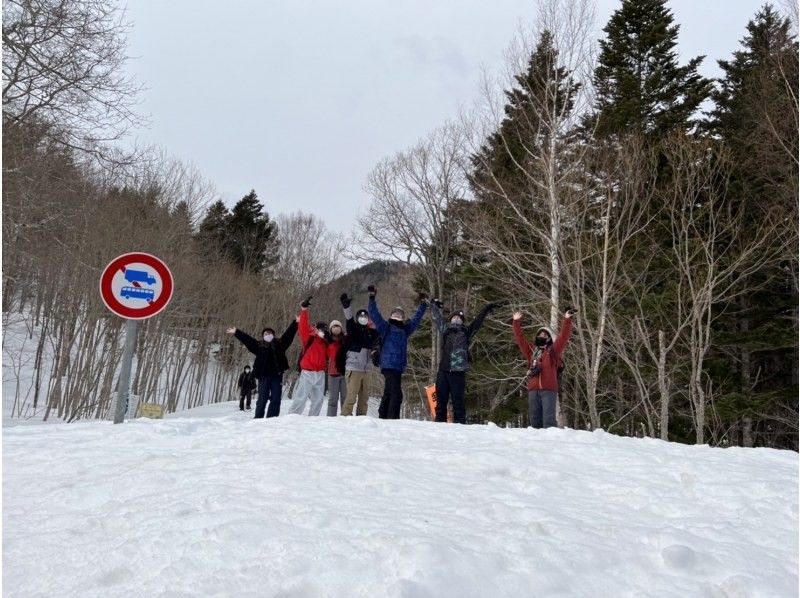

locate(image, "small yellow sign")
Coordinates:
138 402 165 419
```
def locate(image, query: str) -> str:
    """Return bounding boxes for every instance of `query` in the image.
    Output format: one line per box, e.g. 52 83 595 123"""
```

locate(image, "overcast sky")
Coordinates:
122 0 767 235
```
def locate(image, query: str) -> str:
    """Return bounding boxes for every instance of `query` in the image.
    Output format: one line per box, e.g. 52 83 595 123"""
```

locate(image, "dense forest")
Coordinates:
2 0 797 449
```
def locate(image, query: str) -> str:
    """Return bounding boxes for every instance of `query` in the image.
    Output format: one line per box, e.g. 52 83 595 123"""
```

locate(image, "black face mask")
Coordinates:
535 337 549 347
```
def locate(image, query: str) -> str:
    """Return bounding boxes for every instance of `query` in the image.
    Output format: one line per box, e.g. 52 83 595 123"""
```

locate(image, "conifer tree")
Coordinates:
593 0 711 137
197 200 231 259
705 5 798 448
226 190 279 274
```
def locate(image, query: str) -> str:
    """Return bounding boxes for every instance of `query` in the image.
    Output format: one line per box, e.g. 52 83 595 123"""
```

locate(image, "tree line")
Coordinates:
356 0 798 449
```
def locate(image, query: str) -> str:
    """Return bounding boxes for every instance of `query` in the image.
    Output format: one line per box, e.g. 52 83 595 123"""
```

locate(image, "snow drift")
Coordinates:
3 403 797 597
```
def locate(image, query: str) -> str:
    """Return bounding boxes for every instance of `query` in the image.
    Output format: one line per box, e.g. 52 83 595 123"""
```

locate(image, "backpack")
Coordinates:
370 327 389 367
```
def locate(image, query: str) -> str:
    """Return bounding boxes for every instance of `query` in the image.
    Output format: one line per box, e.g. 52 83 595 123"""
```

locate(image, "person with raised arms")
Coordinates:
226 317 298 418
289 296 330 416
367 285 427 419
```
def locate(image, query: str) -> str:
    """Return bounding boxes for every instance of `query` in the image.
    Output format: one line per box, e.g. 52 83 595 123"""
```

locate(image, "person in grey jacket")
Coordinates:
339 293 379 416
430 299 507 424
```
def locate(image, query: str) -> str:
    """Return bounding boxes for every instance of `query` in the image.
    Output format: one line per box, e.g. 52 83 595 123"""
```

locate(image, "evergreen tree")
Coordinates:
593 0 711 138
470 29 580 204
198 200 231 259
226 190 279 274
466 31 582 424
708 4 798 206
705 5 798 448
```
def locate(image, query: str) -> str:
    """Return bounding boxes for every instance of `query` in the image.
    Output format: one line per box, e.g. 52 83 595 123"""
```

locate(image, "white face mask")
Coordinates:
263 334 274 342
357 316 369 326
317 330 326 338
450 317 463 326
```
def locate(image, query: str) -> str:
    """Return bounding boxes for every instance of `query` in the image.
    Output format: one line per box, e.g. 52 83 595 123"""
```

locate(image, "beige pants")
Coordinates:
341 370 369 416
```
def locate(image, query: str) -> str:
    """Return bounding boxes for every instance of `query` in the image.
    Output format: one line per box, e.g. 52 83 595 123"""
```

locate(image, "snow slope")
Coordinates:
3 405 798 597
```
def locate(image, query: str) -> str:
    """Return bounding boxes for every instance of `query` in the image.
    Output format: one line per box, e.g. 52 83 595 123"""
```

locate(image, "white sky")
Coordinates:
122 0 768 235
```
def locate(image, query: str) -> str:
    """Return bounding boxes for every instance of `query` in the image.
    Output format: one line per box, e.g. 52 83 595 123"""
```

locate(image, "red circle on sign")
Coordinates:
99 252 174 319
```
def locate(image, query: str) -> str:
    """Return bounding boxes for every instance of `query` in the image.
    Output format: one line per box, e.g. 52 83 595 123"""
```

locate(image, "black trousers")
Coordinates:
255 374 283 419
379 369 403 419
435 370 467 424
239 390 252 411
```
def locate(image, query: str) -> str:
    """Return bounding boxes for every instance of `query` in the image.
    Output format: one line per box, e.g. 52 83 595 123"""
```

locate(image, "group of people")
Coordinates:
226 286 575 428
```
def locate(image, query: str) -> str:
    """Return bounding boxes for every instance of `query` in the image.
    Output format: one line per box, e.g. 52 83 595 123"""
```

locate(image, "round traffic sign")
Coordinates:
99 252 173 319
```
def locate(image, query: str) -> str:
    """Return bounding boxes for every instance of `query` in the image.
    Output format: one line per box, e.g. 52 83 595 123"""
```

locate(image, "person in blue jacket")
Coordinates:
367 285 428 419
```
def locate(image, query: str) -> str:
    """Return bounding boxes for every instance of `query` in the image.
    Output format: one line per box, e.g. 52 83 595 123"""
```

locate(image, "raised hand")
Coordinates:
565 308 577 319
340 293 352 308
512 311 523 321
432 298 444 309
492 299 511 309
417 291 428 305
367 285 377 298
301 296 313 308
225 327 236 334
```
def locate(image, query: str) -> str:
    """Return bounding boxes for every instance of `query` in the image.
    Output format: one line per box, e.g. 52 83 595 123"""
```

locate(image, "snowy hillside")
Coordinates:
3 405 798 597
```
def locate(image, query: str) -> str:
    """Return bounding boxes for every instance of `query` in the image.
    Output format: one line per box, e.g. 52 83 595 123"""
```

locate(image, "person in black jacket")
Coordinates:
430 299 507 424
237 365 256 411
226 319 298 418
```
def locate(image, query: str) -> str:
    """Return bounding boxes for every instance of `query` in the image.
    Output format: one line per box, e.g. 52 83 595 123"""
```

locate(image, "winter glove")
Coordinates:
565 308 577 318
340 293 352 308
417 292 428 305
367 285 377 298
432 298 444 309
301 296 313 308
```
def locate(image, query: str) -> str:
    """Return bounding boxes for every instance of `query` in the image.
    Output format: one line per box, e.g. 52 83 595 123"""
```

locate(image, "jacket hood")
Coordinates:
536 326 554 340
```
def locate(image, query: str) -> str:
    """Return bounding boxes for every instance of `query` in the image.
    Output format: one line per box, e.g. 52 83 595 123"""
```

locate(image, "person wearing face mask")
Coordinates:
236 365 256 411
367 285 428 419
339 293 379 416
289 296 330 416
226 318 299 418
326 320 347 416
430 299 508 424
512 308 575 429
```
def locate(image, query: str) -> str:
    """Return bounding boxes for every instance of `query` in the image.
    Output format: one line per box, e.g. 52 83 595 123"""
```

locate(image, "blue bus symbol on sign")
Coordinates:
124 269 157 285
120 287 155 301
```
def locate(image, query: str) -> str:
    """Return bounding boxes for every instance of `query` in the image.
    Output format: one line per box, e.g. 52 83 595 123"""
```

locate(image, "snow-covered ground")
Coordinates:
3 403 797 597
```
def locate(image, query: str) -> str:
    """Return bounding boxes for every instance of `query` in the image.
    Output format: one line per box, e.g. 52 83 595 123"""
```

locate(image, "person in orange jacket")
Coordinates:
289 296 330 416
512 308 575 428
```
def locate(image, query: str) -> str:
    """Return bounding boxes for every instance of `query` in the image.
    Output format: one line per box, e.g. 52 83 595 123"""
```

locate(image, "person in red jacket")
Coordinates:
513 308 575 428
325 320 347 416
289 296 330 416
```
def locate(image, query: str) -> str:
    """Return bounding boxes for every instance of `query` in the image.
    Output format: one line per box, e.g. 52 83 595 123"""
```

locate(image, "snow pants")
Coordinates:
255 374 283 419
327 374 347 416
290 370 326 416
341 370 369 416
528 389 558 428
435 370 466 424
379 369 403 419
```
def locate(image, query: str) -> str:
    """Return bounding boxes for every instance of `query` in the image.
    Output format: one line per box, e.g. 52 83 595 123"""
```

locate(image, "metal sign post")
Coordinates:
114 319 139 424
100 252 173 424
